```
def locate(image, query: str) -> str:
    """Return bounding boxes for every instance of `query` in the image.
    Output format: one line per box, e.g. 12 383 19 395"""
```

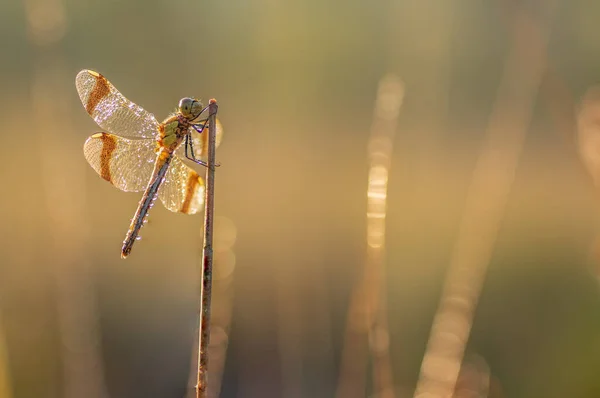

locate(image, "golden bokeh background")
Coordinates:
2 1 600 397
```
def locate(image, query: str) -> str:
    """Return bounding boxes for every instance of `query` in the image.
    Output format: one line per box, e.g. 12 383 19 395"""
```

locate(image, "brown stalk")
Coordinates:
196 99 219 398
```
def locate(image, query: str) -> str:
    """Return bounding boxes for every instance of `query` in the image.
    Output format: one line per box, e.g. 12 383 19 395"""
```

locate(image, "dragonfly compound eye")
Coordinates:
190 99 205 120
178 97 195 117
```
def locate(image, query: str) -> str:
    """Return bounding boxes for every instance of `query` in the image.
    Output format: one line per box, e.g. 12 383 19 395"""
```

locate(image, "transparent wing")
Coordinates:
176 117 224 160
159 155 205 214
83 132 158 192
76 69 160 139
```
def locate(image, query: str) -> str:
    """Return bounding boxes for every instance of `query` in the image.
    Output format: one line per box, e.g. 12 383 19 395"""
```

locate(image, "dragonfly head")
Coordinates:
178 97 205 121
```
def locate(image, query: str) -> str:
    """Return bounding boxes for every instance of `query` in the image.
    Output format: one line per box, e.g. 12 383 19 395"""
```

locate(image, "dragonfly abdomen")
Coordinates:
121 149 173 259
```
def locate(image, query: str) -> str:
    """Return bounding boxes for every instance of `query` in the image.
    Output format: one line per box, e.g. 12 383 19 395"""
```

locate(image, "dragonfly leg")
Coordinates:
191 121 207 135
185 133 220 167
184 133 190 158
193 118 208 128
185 135 208 167
186 124 221 167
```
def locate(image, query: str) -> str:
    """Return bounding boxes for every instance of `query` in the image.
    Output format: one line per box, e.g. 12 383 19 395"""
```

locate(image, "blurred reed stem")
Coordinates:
413 2 557 397
197 99 219 398
22 0 108 396
336 74 404 398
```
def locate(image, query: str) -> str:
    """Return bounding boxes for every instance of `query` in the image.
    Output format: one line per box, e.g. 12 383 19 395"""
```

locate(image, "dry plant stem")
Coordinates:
196 100 218 398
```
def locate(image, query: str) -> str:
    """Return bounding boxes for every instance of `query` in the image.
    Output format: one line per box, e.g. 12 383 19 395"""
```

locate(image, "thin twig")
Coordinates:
197 99 218 398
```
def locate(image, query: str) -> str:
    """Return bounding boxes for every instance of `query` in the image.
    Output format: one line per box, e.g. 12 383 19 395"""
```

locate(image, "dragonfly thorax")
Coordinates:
178 97 204 121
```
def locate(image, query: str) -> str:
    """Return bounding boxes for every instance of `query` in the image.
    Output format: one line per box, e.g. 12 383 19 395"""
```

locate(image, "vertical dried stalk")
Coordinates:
197 99 219 398
186 218 237 398
412 3 556 397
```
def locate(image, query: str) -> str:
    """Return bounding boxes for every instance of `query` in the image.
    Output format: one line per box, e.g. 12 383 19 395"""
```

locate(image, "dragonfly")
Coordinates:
76 69 222 259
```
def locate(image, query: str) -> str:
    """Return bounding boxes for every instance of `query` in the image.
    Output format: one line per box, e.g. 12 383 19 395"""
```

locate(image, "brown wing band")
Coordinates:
180 173 199 214
96 133 117 182
85 73 110 115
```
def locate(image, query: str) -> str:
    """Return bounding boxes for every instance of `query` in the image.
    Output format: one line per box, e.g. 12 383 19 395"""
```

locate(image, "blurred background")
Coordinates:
2 0 600 397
